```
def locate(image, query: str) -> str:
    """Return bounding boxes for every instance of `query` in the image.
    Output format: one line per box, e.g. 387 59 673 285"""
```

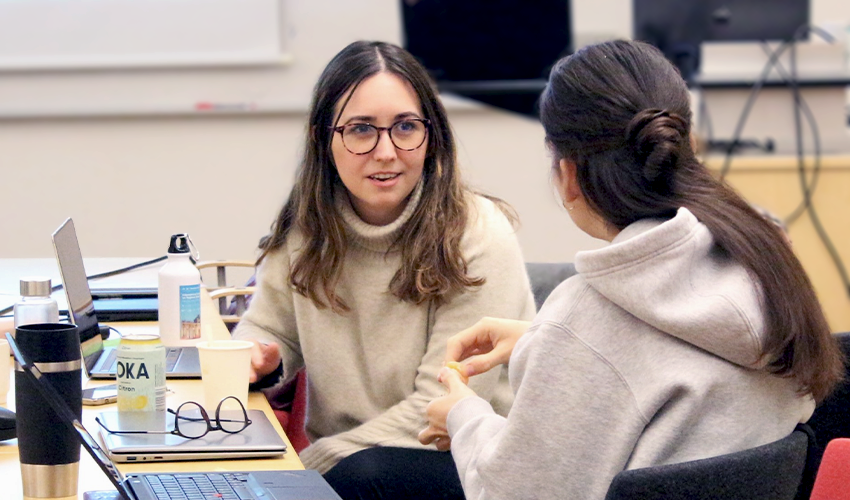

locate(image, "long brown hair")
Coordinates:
259 40 494 312
539 39 843 402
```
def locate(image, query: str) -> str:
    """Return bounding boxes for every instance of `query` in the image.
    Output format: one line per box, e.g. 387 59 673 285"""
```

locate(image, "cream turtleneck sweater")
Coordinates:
233 184 536 473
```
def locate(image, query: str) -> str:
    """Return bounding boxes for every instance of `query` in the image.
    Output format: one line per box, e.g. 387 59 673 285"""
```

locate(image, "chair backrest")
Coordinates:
195 260 256 314
525 262 577 311
604 426 811 500
798 332 850 499
195 260 257 332
807 332 850 461
809 438 850 500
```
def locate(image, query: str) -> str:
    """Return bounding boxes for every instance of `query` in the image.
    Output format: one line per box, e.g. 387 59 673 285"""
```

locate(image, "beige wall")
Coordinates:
0 0 848 271
0 0 607 264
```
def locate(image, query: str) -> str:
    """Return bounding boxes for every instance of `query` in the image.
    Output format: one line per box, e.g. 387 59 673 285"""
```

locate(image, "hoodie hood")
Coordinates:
574 207 767 369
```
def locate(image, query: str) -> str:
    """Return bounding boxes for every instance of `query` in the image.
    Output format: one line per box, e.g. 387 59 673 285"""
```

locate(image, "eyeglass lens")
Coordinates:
215 396 252 433
341 119 428 154
173 397 250 439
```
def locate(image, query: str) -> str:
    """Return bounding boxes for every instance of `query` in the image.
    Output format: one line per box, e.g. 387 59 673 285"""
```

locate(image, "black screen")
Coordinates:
402 0 572 117
52 218 104 375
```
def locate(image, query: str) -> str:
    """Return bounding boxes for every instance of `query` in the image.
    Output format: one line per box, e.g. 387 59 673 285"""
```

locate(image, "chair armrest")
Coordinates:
196 259 255 270
195 260 255 289
196 260 256 314
207 286 256 324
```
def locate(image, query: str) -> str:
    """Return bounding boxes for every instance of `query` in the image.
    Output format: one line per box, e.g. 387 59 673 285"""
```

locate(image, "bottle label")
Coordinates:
179 284 201 340
117 334 166 412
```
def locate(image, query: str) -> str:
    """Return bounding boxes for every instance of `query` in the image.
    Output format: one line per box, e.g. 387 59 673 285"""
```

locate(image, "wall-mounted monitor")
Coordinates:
402 0 572 117
632 0 810 83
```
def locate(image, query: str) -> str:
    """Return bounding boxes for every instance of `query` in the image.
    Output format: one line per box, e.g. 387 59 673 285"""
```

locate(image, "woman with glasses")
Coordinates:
231 40 535 499
419 39 844 499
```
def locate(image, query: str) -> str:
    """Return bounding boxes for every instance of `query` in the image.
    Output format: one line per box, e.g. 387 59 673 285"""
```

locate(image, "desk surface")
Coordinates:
0 261 303 499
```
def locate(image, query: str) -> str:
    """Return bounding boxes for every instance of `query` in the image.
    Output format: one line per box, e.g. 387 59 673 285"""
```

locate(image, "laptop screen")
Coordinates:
52 218 106 375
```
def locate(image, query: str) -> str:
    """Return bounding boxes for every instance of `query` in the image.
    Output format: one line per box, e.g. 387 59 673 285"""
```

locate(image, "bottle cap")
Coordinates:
168 234 191 254
20 277 52 297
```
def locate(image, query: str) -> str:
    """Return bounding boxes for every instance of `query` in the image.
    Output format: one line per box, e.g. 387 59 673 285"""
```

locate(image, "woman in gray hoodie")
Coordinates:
419 39 844 500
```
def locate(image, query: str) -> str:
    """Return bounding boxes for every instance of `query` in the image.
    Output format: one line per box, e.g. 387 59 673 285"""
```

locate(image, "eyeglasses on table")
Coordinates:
95 396 252 440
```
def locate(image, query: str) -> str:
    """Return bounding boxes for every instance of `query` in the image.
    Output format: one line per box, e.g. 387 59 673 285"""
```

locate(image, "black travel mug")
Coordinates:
15 323 82 498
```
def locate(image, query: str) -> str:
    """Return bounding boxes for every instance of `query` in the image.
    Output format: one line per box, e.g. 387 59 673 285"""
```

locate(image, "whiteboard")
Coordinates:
0 0 284 70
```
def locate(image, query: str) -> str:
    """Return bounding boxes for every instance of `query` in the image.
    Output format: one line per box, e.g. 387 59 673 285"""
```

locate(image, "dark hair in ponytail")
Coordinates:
539 39 842 402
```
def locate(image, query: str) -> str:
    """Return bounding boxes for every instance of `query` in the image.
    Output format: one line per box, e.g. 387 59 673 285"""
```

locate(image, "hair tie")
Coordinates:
648 110 670 122
626 108 677 147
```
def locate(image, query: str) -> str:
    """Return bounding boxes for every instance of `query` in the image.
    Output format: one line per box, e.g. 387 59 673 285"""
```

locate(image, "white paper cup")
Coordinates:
196 340 253 414
0 339 9 405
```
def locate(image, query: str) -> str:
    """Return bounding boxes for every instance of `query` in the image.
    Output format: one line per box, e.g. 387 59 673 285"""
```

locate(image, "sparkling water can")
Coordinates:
116 333 166 412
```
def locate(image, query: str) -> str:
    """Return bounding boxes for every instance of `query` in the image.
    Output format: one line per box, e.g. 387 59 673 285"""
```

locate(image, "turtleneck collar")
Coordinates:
336 179 424 253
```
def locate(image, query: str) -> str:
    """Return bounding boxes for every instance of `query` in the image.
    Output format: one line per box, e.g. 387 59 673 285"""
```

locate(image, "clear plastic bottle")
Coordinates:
14 277 60 327
158 234 202 346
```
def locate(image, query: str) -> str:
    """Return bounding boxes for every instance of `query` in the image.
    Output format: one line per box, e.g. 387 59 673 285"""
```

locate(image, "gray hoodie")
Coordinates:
447 207 815 500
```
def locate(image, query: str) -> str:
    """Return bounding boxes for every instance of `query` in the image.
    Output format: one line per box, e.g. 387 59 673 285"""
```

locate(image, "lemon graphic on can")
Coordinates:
117 395 149 411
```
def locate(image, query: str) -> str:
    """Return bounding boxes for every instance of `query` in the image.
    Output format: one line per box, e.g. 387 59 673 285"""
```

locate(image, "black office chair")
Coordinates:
604 425 812 500
525 262 577 311
804 332 850 476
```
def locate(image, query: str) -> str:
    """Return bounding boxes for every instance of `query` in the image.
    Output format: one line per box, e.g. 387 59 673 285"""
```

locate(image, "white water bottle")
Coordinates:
158 234 202 346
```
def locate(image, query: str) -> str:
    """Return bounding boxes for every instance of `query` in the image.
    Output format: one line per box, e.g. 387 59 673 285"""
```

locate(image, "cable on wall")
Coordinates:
786 30 850 299
714 24 850 299
759 42 822 226
717 38 795 180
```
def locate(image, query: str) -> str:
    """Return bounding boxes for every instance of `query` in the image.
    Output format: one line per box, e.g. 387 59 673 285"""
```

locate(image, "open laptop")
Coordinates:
96 408 287 463
79 296 159 323
6 332 341 500
52 218 201 379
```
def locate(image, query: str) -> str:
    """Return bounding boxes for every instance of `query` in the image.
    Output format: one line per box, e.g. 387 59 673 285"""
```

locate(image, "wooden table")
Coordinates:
0 284 303 499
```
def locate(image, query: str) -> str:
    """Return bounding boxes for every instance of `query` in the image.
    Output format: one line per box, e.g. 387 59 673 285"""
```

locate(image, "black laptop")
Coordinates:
6 332 341 500
52 218 201 379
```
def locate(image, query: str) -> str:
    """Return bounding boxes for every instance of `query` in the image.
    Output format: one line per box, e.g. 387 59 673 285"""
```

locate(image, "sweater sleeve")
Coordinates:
447 322 649 500
298 199 537 473
231 246 304 391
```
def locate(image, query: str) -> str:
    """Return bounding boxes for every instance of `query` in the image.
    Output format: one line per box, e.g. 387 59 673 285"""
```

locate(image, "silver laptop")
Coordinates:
6 332 341 500
52 218 201 379
96 409 287 462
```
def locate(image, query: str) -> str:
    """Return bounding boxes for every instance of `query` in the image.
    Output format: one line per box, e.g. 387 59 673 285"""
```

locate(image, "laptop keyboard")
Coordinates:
105 348 180 372
144 473 254 500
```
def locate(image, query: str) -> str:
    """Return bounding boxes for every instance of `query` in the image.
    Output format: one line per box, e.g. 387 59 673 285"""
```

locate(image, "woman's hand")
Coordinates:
247 339 282 383
418 367 477 451
445 317 531 379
